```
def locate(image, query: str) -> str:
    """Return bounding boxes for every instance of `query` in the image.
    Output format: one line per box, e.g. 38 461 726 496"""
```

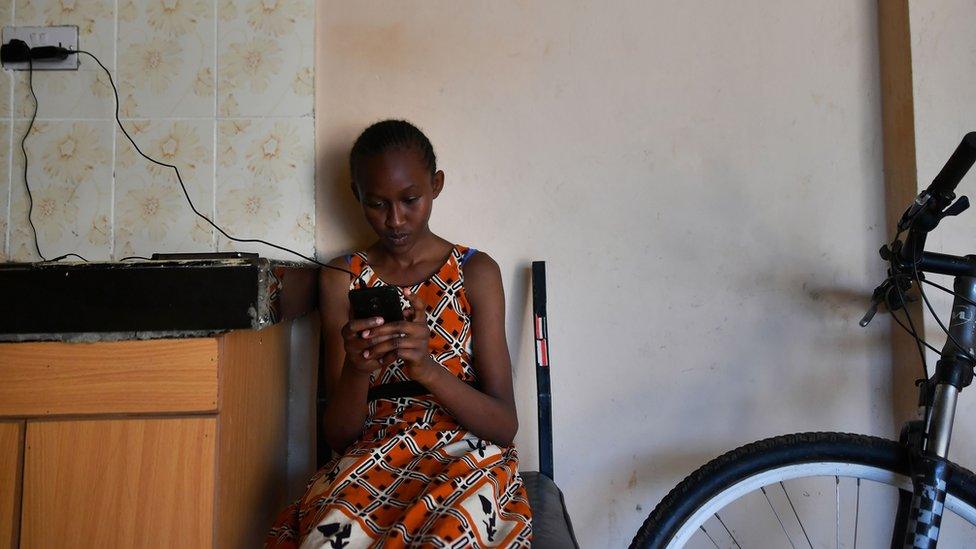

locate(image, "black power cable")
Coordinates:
13 44 360 281
20 56 50 261
20 55 90 264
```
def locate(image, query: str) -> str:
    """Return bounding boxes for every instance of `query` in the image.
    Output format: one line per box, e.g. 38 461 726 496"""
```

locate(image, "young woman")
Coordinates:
267 120 532 548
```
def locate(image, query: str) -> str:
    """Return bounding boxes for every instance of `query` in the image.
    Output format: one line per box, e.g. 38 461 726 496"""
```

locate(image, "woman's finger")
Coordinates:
402 289 428 323
365 337 403 357
369 335 427 355
362 321 412 339
363 331 406 346
344 317 385 339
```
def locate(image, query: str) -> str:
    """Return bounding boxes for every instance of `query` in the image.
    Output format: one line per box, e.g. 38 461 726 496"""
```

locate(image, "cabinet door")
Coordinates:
0 422 23 549
21 418 216 548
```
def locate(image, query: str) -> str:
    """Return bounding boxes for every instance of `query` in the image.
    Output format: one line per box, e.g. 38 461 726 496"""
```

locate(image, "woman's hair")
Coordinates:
349 120 437 187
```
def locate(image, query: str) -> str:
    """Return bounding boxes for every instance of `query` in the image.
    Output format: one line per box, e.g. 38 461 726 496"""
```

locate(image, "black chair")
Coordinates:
521 261 579 548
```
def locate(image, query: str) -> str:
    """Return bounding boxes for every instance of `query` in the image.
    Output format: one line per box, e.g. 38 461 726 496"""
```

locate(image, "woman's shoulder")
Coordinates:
321 253 353 271
458 247 502 303
319 253 361 286
459 248 498 276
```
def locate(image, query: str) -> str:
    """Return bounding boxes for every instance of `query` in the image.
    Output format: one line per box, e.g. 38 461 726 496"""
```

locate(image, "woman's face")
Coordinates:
354 148 443 254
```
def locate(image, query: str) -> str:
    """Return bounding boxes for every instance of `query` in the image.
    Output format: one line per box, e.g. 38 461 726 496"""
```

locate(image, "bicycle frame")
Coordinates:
870 132 976 548
890 255 976 548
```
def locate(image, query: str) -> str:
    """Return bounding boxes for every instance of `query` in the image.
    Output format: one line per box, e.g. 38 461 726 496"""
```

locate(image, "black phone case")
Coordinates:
349 286 404 322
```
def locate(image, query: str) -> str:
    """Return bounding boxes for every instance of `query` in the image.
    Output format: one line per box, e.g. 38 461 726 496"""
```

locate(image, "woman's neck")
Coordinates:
366 233 454 286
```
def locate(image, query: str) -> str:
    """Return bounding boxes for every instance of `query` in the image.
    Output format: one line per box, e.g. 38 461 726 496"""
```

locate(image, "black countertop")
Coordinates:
1 258 318 342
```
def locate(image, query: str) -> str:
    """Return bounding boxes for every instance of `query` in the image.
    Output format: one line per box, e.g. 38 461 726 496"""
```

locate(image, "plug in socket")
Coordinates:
2 25 79 70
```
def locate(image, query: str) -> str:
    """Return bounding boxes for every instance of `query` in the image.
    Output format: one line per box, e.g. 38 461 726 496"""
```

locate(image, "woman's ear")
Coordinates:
350 181 361 202
431 170 445 199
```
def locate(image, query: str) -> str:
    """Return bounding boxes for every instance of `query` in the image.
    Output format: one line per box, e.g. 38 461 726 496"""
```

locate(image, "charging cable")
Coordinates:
3 40 362 281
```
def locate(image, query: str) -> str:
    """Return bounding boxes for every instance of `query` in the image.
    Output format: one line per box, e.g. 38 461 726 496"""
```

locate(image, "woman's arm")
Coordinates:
365 252 520 446
318 257 371 452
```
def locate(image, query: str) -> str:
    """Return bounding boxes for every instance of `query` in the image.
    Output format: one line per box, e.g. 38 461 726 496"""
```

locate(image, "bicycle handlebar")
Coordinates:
857 133 976 326
915 251 976 277
894 133 976 264
927 132 976 200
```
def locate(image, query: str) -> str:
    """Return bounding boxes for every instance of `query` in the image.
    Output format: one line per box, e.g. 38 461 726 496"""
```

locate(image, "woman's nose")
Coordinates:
386 205 404 228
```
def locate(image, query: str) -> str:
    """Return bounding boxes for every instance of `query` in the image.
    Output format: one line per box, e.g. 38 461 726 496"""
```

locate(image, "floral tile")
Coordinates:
114 119 215 259
117 0 215 118
15 0 114 60
12 0 116 120
215 117 314 259
0 0 10 123
12 66 116 120
0 122 9 261
0 0 8 258
0 70 12 119
7 120 113 261
217 0 313 117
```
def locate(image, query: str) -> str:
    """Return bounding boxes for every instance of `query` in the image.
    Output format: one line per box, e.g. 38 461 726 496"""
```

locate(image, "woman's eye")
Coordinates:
404 197 420 204
366 201 385 209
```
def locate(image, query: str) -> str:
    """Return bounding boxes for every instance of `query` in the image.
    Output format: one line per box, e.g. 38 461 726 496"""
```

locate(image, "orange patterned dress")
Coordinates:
266 244 532 548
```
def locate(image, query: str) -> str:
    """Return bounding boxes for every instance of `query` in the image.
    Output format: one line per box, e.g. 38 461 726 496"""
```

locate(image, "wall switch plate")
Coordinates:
2 25 79 70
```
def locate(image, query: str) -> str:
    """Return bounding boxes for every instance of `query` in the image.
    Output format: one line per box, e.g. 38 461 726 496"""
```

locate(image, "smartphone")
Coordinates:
349 286 404 322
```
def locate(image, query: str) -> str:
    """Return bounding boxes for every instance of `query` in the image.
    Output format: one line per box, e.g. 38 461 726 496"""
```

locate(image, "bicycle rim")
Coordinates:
667 462 976 548
633 433 976 549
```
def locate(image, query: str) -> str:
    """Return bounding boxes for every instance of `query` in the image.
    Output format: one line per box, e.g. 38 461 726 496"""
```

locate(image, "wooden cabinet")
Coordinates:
21 418 217 547
0 320 316 549
0 422 24 549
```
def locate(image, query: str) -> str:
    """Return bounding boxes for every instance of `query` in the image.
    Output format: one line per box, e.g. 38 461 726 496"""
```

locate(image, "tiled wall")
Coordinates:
0 0 315 262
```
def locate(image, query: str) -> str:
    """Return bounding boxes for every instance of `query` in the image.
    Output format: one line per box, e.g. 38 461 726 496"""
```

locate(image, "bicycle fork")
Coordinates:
896 275 976 549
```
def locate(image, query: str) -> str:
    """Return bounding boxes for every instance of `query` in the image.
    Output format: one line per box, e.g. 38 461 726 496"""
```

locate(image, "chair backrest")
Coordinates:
532 261 554 480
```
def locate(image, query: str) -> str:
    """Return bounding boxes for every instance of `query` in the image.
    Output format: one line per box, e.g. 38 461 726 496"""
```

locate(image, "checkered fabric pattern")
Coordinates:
353 246 477 390
266 245 532 548
904 462 949 549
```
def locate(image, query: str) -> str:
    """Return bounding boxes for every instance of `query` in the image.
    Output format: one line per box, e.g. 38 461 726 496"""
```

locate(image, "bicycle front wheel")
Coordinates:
631 432 976 548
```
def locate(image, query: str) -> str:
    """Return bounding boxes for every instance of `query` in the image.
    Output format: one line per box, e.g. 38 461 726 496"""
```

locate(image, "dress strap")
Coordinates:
460 247 478 266
344 251 374 289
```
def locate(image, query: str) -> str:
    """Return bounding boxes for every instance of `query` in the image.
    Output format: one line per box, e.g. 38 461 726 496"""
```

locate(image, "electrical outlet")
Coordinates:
2 25 79 70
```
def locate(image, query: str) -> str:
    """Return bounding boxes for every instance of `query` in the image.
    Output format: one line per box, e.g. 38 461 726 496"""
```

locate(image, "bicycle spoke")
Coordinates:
761 486 797 549
699 525 721 549
853 478 860 549
835 476 840 549
714 513 742 549
780 481 814 549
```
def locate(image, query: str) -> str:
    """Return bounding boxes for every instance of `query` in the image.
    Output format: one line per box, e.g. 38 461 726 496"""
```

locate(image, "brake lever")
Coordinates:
859 301 880 327
860 282 890 327
941 195 969 218
860 275 916 327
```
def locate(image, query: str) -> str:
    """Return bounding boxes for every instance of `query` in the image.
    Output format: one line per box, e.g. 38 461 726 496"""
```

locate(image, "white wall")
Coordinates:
911 0 976 491
316 2 891 545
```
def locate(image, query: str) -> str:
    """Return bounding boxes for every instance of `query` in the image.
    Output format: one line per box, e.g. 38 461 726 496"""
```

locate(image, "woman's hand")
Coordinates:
364 288 437 383
341 316 388 375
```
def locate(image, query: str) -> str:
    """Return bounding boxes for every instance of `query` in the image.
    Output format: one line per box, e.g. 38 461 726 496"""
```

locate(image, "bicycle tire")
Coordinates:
630 432 976 548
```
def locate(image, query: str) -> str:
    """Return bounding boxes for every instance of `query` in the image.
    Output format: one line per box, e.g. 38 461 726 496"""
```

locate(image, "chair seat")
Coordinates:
521 471 579 548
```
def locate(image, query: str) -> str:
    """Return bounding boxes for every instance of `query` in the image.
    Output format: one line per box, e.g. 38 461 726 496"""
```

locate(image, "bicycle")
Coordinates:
632 133 976 549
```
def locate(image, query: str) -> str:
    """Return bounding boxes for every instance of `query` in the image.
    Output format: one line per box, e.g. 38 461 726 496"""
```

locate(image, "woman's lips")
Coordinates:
388 233 409 245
